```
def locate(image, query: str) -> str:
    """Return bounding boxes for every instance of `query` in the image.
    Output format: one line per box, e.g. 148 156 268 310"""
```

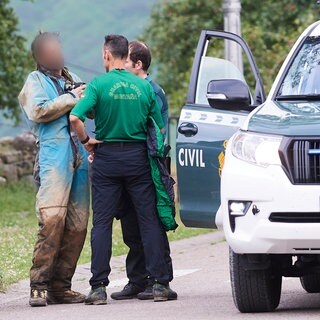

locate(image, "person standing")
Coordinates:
70 34 176 304
126 41 168 134
111 41 176 301
18 32 90 307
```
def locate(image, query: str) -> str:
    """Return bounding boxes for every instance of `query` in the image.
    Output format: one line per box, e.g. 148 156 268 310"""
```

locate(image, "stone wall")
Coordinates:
0 134 36 185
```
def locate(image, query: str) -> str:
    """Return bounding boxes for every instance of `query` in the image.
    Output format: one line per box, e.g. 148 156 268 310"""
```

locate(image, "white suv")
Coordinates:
177 21 320 312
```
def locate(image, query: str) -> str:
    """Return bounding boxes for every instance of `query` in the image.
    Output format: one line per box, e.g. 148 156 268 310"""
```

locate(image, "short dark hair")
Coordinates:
104 35 129 60
129 41 151 72
31 31 60 61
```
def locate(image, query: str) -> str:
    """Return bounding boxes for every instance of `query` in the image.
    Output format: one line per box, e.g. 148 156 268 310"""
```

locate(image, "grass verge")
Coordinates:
0 182 212 291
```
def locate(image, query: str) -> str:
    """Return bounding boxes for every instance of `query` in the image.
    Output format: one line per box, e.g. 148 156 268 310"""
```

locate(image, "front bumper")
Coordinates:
219 141 320 254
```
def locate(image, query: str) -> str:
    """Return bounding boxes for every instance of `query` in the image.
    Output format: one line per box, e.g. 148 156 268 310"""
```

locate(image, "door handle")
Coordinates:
178 122 198 136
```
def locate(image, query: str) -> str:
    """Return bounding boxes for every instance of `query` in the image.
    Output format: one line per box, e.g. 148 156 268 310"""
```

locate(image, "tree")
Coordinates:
141 0 318 115
0 0 32 123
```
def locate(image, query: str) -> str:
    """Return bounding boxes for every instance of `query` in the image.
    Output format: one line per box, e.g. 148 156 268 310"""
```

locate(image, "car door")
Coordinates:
176 30 265 228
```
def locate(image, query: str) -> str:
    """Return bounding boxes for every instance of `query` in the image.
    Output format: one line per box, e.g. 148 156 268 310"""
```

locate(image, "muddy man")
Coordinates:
18 32 90 307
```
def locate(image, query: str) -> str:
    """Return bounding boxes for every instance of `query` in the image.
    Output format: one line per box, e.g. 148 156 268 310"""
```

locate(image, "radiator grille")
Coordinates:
280 138 320 184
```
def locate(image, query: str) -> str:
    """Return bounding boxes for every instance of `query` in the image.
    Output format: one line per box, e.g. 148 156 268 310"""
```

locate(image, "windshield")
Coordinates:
278 36 320 97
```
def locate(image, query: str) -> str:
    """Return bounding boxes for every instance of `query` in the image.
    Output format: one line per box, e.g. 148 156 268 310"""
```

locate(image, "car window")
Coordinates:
279 36 320 96
195 37 255 106
196 57 246 105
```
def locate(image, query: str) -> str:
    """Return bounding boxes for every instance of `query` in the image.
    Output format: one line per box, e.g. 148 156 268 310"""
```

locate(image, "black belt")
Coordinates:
96 141 146 149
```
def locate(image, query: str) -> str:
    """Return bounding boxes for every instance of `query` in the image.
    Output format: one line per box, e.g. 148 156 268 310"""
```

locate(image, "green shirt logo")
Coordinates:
109 81 142 100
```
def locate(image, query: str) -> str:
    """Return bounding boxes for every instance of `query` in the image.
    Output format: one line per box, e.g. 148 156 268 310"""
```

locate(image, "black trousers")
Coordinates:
120 191 174 288
90 142 170 287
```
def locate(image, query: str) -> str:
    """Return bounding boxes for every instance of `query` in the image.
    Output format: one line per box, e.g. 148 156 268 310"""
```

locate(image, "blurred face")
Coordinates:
125 51 139 75
37 38 64 71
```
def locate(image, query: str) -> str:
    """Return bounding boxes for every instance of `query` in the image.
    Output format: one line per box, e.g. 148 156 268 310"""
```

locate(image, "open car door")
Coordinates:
176 30 265 228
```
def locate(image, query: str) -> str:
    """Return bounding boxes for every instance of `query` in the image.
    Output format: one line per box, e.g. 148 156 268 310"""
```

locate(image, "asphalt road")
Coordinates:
1 231 320 320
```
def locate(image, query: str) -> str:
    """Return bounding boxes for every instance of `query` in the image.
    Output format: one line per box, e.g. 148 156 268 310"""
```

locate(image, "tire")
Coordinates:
300 274 320 293
229 248 282 313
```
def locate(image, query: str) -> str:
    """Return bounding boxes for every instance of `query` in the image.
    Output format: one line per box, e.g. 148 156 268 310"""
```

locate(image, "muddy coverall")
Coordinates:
18 70 90 291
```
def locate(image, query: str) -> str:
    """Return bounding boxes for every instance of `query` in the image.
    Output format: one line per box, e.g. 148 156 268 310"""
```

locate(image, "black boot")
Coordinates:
153 283 178 302
85 286 107 305
137 280 154 300
111 282 144 300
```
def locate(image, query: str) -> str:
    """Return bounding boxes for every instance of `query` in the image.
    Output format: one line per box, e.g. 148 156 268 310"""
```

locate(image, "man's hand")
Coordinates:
83 138 102 153
70 114 90 143
72 84 86 99
69 109 102 155
88 153 94 164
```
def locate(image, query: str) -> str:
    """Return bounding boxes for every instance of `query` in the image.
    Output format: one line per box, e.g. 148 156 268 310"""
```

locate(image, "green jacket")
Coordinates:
147 117 178 231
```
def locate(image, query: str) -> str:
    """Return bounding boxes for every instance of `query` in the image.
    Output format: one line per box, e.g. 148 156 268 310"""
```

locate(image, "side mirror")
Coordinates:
206 79 251 111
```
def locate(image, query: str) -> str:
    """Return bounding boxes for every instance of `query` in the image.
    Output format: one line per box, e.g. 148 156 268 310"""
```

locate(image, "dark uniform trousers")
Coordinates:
119 194 174 288
90 142 170 287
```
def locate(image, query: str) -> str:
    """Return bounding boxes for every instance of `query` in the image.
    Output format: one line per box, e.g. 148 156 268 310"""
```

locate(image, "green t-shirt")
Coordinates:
71 69 164 142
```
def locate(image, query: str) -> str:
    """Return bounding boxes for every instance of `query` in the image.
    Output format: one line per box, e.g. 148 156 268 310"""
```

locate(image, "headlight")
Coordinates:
231 131 282 167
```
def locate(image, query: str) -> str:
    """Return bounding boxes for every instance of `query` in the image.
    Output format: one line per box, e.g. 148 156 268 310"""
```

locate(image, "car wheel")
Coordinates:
300 274 320 293
229 248 282 313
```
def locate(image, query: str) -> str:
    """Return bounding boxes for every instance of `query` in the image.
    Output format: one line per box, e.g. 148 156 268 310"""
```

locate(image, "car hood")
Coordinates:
247 100 320 136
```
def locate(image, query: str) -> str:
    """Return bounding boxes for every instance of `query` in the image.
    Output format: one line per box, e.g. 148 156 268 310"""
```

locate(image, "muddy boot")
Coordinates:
46 289 86 304
153 283 178 302
85 286 108 305
29 289 47 307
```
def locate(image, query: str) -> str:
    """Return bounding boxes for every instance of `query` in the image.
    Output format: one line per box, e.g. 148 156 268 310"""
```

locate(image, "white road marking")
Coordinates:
173 268 200 278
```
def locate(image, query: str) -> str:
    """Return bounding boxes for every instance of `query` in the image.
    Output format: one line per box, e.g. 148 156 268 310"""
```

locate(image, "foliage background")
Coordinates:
0 0 32 124
142 0 318 115
1 0 319 128
0 0 164 135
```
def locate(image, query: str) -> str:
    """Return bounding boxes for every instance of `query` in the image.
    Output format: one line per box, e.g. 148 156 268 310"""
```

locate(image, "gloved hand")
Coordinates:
71 84 86 99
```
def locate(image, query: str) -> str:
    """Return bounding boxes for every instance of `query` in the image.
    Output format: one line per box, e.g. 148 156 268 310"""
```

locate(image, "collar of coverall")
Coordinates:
37 64 73 82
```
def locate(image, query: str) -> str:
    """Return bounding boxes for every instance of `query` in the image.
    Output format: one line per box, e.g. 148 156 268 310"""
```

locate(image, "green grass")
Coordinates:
0 183 212 291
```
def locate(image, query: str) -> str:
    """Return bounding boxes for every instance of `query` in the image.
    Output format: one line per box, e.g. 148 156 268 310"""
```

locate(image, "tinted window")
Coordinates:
195 38 254 106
